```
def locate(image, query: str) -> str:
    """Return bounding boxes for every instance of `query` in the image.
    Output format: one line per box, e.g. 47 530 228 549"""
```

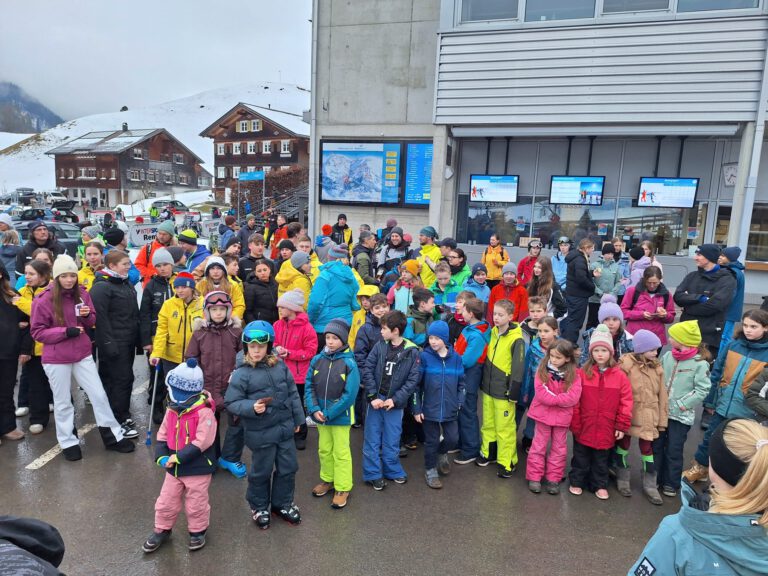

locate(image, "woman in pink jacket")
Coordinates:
525 340 582 495
620 266 674 347
30 254 135 461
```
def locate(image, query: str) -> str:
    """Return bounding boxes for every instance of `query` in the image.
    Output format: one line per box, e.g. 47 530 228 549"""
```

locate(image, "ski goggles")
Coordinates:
242 329 272 345
205 291 232 307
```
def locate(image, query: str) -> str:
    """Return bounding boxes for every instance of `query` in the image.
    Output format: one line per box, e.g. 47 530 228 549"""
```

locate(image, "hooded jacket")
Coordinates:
710 335 768 420
243 273 278 324
745 365 768 419
487 280 528 323
195 277 245 320
185 244 212 274
551 251 568 290
273 312 317 385
314 235 337 264
619 354 668 441
629 255 652 288
430 278 461 320
404 304 434 347
454 320 491 369
155 391 217 477
570 364 633 450
77 264 98 291
269 224 288 260
308 260 360 332
462 276 490 303
628 483 768 576
237 253 276 281
150 296 204 364
674 265 736 351
661 351 711 427
305 345 359 426
521 335 548 408
354 311 384 371
517 254 537 287
0 243 20 276
134 239 169 287
565 250 595 299
482 323 525 400
30 285 96 364
724 260 746 323
225 353 305 445
90 272 140 355
15 283 46 357
527 368 583 428
450 264 471 288
362 338 421 408
481 244 509 281
139 274 175 346
416 243 442 288
351 243 377 285
621 283 674 345
590 257 622 303
413 345 465 422
330 223 352 249
275 260 312 304
186 317 243 411
376 240 409 275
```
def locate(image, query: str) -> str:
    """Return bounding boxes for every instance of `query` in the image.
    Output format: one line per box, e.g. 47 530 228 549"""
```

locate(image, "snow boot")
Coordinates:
643 471 663 506
616 467 632 497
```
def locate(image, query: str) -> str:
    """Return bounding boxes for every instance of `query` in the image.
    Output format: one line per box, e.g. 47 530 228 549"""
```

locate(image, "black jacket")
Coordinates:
15 237 65 277
565 250 595 299
673 265 737 350
0 515 65 576
243 273 278 324
550 283 567 319
236 224 258 256
238 254 275 282
139 275 174 347
89 272 140 355
0 297 22 360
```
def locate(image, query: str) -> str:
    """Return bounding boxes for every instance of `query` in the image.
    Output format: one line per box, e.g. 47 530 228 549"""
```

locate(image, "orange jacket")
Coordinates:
487 281 529 323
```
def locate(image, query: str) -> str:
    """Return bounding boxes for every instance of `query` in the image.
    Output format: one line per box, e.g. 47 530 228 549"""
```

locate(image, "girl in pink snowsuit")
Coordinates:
525 340 582 495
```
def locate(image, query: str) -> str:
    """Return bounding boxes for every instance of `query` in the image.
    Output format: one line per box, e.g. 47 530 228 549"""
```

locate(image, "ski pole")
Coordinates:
146 363 161 446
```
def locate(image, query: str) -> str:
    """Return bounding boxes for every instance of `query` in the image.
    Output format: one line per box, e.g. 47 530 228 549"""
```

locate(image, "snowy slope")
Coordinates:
0 82 309 193
0 132 33 152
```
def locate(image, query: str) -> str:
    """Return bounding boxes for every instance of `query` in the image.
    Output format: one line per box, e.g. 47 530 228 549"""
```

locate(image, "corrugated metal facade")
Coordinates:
435 16 768 125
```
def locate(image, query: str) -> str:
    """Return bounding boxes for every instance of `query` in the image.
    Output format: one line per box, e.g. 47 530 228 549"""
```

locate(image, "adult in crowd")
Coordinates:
268 213 288 259
527 255 567 320
673 243 736 356
517 239 542 287
330 213 353 249
586 243 622 330
243 258 279 324
351 231 378 286
416 226 442 288
308 244 360 351
315 224 337 263
0 229 20 275
102 228 141 286
480 233 509 290
446 248 471 287
237 214 258 257
238 232 275 280
562 238 598 343
611 237 631 304
219 216 238 252
15 221 65 279
630 419 768 576
620 266 674 348
0 262 24 442
177 229 211 274
0 213 14 233
640 240 663 275
719 246 745 347
134 220 175 287
376 226 409 290
275 250 313 304
551 236 570 291
377 217 398 247
629 246 651 288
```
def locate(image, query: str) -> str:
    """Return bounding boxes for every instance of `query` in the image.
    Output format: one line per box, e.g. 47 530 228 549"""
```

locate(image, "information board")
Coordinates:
550 176 605 205
320 142 401 204
637 177 699 209
469 174 519 203
404 143 433 205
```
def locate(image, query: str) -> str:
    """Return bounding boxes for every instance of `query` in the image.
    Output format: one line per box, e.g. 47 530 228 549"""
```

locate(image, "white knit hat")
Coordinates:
0 213 15 229
166 358 204 403
52 254 78 279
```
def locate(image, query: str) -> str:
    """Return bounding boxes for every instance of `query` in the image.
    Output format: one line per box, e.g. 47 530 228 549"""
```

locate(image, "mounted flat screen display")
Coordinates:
469 174 519 203
637 177 699 209
549 176 605 206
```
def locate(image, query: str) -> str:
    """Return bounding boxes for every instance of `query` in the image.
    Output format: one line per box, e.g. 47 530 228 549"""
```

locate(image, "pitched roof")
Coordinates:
199 102 309 138
45 128 204 163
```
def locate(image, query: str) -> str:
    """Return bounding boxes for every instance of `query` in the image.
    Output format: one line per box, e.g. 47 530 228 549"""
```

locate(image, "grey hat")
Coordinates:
157 220 176 236
152 248 174 267
501 262 517 275
290 250 311 270
276 288 305 312
165 246 185 264
81 225 101 239
0 213 14 229
324 319 350 344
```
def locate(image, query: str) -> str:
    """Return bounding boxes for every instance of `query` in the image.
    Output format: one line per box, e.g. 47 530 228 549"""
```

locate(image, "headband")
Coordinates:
709 419 748 488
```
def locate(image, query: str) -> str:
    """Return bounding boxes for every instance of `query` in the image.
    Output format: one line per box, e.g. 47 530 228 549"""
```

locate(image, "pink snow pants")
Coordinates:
154 473 212 533
525 422 569 483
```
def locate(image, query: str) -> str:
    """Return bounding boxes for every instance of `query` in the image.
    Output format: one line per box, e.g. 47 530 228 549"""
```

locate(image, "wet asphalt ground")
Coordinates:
1 356 704 576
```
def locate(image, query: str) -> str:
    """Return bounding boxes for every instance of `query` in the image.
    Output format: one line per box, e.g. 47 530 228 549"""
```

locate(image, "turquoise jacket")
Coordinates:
462 277 490 303
661 351 711 427
520 336 546 408
305 346 359 426
629 483 768 576
307 260 361 332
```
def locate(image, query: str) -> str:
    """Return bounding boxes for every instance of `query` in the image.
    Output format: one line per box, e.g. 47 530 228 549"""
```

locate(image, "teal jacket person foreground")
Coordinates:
307 260 360 332
628 482 768 576
305 345 359 426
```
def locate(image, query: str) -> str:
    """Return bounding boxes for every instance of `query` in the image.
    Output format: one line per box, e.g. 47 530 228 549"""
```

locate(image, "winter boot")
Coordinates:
643 471 663 506
682 460 709 483
142 530 171 553
425 468 443 489
616 467 632 497
437 453 451 476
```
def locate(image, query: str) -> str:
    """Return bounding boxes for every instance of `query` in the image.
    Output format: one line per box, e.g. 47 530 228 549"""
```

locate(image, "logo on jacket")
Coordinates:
634 557 656 576
172 311 179 318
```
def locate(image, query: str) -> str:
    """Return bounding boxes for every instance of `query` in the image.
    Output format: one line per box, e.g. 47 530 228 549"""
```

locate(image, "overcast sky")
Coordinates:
0 0 312 120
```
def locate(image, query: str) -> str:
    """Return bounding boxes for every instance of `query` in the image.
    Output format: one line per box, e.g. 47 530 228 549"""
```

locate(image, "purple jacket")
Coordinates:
629 256 652 288
527 370 583 428
30 285 96 364
620 285 674 345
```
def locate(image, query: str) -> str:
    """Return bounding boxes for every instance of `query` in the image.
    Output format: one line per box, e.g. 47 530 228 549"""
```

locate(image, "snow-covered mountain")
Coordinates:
0 132 33 152
0 82 310 194
0 82 64 134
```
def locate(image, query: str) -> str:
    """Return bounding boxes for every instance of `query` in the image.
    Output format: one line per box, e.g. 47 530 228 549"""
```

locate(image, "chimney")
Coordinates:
122 122 128 132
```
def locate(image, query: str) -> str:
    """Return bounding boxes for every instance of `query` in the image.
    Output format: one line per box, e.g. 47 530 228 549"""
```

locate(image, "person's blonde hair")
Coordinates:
2 230 20 246
709 419 768 528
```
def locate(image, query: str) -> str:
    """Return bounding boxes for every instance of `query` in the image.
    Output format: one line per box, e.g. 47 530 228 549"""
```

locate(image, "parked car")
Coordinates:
14 202 79 224
44 191 69 204
17 221 81 259
151 199 189 212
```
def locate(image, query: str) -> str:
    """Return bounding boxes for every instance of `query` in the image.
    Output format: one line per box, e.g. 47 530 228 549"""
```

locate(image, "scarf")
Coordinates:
449 263 465 276
101 268 128 281
672 347 699 362
547 362 565 381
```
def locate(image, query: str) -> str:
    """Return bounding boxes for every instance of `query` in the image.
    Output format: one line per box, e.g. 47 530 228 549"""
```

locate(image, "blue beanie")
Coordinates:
427 320 450 346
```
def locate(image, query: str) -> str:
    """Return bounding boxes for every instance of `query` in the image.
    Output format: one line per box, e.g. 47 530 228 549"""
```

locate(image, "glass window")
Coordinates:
614 198 707 256
677 0 758 11
602 0 669 13
461 0 519 21
732 204 768 261
532 199 617 248
463 199 533 246
525 0 596 21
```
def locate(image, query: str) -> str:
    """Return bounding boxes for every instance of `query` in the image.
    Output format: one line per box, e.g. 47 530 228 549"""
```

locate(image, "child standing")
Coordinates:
225 321 305 529
349 285 379 348
243 259 279 325
486 263 528 324
305 319 359 509
413 321 465 489
478 299 525 477
150 273 204 373
453 297 491 465
526 340 581 495
142 359 217 553
447 290 474 345
196 257 245 320
462 263 491 305
615 329 668 505
404 286 435 348
185 291 243 476
353 293 389 428
430 263 462 321
569 325 633 499
580 295 634 363
361 310 421 490
520 295 548 346
386 260 422 313
655 320 711 498
77 241 104 291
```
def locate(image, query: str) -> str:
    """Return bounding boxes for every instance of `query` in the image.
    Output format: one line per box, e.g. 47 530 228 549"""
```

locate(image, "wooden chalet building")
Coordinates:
199 103 309 202
46 124 207 206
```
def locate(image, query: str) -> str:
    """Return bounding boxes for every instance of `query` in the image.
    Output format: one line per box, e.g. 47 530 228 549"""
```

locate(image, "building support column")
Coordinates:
430 125 455 235
728 122 755 247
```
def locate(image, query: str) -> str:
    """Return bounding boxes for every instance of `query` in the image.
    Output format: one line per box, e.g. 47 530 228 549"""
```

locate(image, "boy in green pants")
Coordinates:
305 319 359 509
479 299 526 477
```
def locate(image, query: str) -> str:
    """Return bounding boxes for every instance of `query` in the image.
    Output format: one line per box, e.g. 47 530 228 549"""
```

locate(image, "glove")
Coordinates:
65 327 81 338
157 456 169 468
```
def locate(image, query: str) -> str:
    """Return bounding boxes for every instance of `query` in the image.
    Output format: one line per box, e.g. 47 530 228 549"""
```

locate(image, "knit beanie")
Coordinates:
157 220 176 236
321 224 333 236
337 213 347 222
722 246 742 263
166 246 185 264
390 226 404 238
81 225 100 239
177 229 198 246
420 226 438 239
403 259 420 277
386 218 397 228
204 256 226 275
278 239 296 252
225 236 241 250
403 233 413 244
165 358 204 403
152 248 174 267
0 213 14 229
598 294 624 323
324 318 350 343
696 243 721 264
203 290 232 323
632 329 662 354
52 254 78 279
427 320 450 346
328 244 349 260
277 288 305 312
28 220 48 234
173 272 195 289
472 263 488 276
668 320 702 348
589 324 614 354
290 251 311 270
501 262 517 276
629 247 645 261
103 227 124 247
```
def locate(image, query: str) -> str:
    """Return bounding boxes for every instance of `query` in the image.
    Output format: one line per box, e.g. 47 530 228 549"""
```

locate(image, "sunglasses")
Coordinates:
243 329 272 345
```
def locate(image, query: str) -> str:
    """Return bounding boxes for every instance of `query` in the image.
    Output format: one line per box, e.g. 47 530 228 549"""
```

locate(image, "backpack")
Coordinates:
630 285 671 311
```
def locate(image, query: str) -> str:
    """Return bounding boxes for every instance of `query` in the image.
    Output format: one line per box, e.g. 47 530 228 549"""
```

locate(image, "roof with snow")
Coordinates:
45 128 204 163
199 102 309 138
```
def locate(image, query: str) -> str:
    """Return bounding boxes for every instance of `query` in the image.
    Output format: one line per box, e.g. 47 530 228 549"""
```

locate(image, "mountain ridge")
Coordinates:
0 81 64 133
